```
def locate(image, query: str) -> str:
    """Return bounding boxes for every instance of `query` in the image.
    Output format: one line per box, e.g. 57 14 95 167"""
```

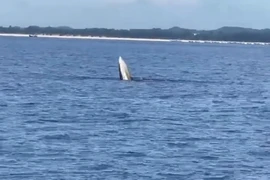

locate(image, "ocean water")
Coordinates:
0 36 270 180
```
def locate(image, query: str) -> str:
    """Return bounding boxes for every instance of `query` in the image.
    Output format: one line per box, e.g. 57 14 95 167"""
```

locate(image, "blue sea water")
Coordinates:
0 36 270 180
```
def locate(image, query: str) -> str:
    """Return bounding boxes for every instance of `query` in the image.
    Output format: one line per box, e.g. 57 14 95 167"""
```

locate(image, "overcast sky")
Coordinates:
0 0 269 30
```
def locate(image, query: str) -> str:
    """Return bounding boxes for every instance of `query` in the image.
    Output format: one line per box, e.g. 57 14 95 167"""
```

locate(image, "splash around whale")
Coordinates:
118 56 133 81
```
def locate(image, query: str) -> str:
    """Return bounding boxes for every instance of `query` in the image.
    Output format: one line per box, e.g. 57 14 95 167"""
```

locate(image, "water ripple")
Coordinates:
0 37 270 179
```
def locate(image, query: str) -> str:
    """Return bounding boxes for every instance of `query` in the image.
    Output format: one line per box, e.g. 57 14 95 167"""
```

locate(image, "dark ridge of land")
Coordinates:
1 25 270 42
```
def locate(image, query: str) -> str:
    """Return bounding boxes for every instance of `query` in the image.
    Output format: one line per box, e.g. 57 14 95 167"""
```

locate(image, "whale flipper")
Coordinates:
118 56 132 81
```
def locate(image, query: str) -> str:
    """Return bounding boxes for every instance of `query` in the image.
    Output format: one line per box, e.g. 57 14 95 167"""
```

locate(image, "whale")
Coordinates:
118 56 132 81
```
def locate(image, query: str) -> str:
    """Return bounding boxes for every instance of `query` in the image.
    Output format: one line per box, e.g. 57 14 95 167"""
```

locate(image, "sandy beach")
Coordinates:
0 33 171 42
0 33 269 45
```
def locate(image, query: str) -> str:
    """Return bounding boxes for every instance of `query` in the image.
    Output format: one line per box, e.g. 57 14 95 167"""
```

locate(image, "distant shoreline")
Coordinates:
0 33 269 46
0 33 171 42
1 25 270 45
0 25 270 45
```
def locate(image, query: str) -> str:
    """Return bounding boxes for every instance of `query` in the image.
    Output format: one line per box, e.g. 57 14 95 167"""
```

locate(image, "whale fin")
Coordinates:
118 63 123 80
118 56 132 81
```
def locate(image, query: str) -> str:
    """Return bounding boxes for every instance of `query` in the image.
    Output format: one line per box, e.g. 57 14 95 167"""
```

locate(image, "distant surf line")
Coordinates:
0 33 269 45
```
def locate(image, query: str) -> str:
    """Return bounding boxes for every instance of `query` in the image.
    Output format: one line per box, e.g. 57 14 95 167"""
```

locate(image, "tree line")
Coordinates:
1 25 270 42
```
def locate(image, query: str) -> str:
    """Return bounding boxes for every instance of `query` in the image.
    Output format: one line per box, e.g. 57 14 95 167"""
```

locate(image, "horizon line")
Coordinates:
1 25 270 31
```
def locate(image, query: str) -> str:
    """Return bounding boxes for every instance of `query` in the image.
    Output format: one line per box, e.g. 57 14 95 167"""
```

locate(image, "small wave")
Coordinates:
44 74 219 84
118 151 147 158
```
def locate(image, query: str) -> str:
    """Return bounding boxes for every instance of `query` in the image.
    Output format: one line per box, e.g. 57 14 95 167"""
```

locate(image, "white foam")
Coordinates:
0 33 268 45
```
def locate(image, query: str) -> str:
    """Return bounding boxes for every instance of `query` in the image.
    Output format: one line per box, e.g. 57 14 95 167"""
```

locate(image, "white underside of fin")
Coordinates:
119 56 132 80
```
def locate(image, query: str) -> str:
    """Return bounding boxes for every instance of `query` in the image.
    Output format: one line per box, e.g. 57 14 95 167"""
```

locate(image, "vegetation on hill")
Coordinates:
1 25 270 42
